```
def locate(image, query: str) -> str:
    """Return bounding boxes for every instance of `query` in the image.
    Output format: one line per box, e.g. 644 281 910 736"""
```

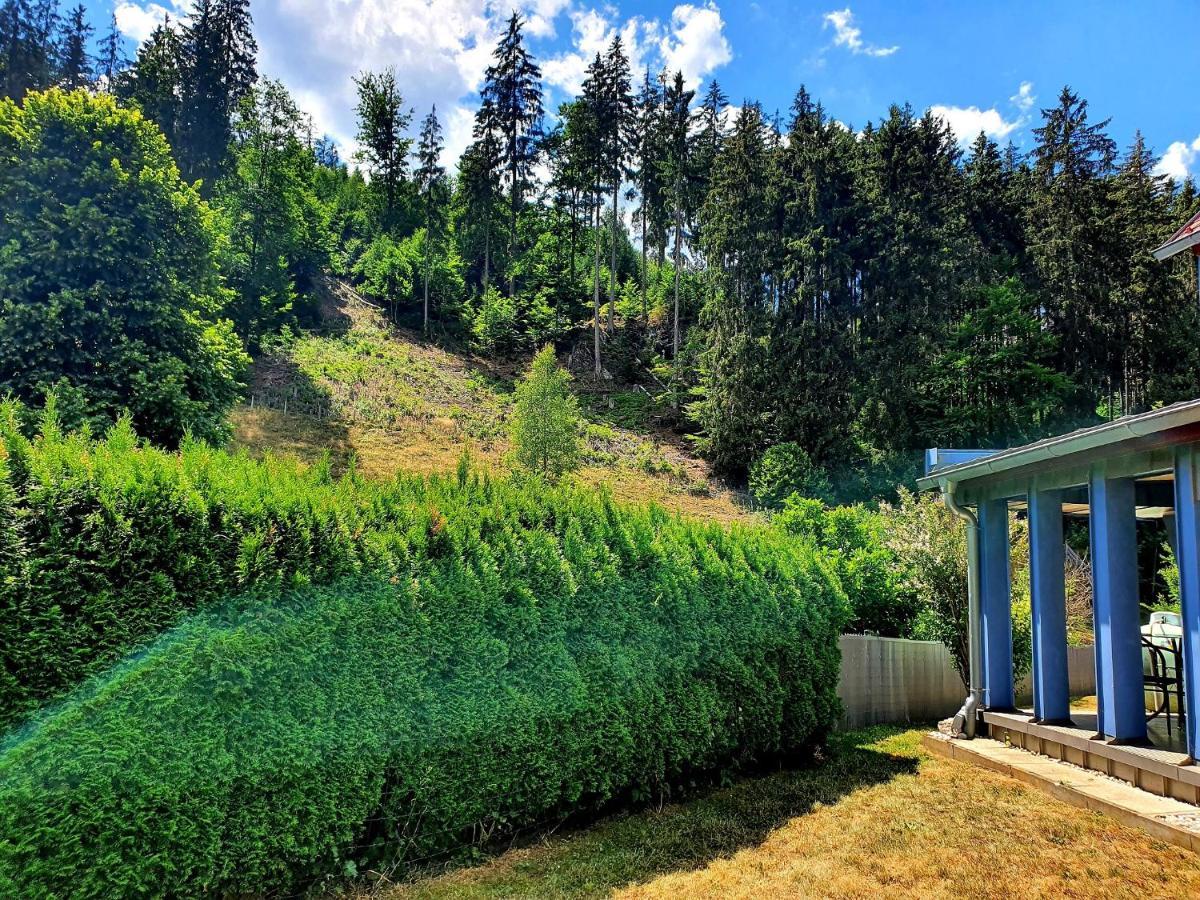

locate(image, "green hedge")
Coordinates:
0 470 845 895
0 401 411 728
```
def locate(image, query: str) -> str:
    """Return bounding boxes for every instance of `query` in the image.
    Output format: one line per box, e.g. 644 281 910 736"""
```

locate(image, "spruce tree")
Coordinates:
353 67 412 233
56 4 89 89
95 13 125 87
178 0 257 188
661 71 694 357
478 11 542 297
117 17 184 150
599 35 634 333
415 105 447 333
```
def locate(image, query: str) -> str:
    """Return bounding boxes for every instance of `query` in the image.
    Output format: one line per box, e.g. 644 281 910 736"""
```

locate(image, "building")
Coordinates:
919 212 1200 798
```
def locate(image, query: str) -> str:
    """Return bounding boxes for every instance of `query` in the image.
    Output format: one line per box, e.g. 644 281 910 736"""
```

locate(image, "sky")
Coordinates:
88 0 1200 179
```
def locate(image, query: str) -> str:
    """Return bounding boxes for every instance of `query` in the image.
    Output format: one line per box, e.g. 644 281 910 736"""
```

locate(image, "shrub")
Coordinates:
509 345 581 478
0 89 247 447
881 488 1031 686
470 285 520 357
749 443 832 509
775 496 918 637
0 473 845 897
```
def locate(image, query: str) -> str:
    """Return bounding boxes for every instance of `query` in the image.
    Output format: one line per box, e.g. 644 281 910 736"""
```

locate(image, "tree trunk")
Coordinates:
483 211 491 290
608 181 618 332
593 195 602 377
423 240 430 334
509 154 518 297
672 202 682 358
640 201 648 323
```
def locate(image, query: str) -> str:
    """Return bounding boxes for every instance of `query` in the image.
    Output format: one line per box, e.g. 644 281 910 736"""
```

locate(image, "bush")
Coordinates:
881 488 1031 686
509 345 581 478
775 496 918 637
0 89 247 447
749 443 832 509
470 285 519 357
0 464 845 897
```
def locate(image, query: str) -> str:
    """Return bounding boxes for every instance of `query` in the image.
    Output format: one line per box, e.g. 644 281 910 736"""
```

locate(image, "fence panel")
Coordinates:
837 634 1097 729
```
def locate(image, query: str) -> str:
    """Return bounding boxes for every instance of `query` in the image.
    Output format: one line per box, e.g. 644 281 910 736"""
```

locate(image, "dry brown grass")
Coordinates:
375 728 1200 900
229 279 755 523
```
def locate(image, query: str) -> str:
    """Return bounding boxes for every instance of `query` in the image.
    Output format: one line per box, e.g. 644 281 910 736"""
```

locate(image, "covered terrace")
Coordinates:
920 400 1200 800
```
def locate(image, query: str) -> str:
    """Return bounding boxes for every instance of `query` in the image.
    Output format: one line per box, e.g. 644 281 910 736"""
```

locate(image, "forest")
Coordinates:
1 0 1198 493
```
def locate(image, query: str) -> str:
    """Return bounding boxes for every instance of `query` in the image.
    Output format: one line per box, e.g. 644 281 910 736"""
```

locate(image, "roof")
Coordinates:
916 398 1200 491
1152 210 1200 261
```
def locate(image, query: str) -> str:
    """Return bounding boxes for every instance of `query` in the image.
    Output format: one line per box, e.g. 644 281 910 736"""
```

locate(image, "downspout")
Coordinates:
944 481 983 738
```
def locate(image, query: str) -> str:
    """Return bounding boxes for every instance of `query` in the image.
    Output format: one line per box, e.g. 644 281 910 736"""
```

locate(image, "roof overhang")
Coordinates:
917 399 1200 494
1152 211 1200 261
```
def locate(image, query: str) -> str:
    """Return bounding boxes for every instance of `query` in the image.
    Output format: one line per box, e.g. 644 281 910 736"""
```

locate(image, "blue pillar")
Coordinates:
1172 445 1200 760
979 498 1014 710
1029 488 1071 724
1089 467 1147 744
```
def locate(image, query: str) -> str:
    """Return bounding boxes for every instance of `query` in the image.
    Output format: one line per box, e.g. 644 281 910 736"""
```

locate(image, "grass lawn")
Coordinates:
366 726 1200 899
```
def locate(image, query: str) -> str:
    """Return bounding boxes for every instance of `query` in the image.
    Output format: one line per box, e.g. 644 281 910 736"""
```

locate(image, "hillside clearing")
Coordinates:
229 278 754 523
369 727 1200 900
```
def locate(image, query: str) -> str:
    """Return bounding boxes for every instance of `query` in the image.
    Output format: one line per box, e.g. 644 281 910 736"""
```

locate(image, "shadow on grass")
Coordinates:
381 725 921 900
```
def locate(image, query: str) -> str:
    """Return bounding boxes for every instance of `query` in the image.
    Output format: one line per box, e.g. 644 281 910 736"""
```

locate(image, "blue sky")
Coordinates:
91 0 1200 178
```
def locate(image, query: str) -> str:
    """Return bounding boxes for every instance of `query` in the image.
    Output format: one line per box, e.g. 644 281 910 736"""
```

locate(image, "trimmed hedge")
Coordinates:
0 402 416 728
0 467 845 895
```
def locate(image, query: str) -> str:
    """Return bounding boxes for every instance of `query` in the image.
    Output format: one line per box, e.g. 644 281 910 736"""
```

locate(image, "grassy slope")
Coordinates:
371 727 1200 900
230 277 753 524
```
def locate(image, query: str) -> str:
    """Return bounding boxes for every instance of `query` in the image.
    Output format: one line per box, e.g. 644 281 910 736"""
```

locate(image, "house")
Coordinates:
919 213 1200 800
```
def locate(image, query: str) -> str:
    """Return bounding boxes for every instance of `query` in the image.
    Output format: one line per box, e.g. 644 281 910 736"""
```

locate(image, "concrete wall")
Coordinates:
836 634 1096 729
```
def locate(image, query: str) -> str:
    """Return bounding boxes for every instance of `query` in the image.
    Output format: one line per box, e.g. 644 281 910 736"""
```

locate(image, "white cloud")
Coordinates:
1010 80 1035 113
822 8 897 57
542 2 731 97
930 80 1037 147
111 0 733 169
1155 136 1200 180
659 3 732 88
113 1 177 43
929 104 1020 144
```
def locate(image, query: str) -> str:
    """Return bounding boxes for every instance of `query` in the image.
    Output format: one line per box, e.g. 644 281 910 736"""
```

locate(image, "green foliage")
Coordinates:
470 285 520 357
881 488 1031 685
353 233 418 317
0 89 248 447
217 79 330 342
775 496 917 637
510 345 581 478
0 426 845 899
749 443 833 509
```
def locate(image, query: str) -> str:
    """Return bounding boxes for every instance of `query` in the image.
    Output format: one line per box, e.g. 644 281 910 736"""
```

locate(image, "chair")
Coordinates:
1142 635 1185 738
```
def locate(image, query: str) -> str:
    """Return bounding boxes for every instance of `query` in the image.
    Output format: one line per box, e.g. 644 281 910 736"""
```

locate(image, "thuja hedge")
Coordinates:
0 478 845 896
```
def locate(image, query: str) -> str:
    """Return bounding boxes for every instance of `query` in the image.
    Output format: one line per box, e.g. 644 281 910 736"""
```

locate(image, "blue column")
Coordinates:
1089 467 1147 744
979 498 1014 710
1172 445 1200 760
1029 488 1071 724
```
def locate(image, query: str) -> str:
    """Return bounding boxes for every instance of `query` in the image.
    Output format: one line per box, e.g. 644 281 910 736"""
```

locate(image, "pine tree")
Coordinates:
633 68 667 319
661 71 694 357
56 3 89 89
599 35 634 333
95 13 125 87
178 0 257 188
478 11 542 297
415 105 447 333
117 17 184 149
1028 85 1118 415
353 67 412 233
